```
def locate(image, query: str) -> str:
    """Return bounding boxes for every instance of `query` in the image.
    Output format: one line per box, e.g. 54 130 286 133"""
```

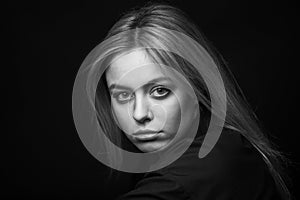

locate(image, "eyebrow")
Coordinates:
108 77 171 91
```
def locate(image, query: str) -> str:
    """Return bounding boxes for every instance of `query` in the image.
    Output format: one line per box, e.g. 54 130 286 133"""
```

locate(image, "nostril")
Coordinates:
133 107 152 123
134 115 151 125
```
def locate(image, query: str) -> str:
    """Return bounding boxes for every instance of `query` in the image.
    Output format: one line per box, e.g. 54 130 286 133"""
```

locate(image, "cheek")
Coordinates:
158 96 181 129
111 102 132 132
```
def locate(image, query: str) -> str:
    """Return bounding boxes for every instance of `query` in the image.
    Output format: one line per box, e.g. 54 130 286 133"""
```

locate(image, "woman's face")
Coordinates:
106 50 196 152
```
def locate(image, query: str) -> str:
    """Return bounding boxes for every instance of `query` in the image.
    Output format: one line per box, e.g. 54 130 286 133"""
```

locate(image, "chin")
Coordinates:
136 140 170 153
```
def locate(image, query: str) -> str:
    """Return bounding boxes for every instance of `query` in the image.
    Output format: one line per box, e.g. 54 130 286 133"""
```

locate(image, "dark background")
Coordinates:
8 0 299 199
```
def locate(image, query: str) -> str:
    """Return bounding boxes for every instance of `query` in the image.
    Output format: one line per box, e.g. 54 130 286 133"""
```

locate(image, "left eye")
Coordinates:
151 87 170 98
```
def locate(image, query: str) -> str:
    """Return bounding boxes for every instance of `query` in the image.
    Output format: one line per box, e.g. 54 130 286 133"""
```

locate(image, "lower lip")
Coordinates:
133 132 162 141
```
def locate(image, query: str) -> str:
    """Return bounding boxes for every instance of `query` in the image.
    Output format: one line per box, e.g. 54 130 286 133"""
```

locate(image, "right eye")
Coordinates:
115 92 134 103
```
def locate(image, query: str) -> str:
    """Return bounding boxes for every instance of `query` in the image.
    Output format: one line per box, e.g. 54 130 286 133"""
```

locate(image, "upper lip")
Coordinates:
133 130 160 136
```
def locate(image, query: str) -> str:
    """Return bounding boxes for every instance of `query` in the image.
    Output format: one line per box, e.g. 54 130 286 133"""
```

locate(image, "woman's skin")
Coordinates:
106 50 196 152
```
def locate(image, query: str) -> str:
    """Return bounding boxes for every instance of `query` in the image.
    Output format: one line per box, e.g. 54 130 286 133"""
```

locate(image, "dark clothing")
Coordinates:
117 128 283 200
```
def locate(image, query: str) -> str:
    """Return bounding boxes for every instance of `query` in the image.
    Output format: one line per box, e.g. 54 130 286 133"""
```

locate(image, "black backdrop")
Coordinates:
8 0 299 199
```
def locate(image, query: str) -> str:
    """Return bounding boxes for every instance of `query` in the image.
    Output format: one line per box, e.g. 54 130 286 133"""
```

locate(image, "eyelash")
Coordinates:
150 86 170 98
113 86 170 103
114 92 133 103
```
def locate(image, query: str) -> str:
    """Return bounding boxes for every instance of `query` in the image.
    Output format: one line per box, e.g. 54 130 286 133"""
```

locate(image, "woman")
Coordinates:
72 2 293 200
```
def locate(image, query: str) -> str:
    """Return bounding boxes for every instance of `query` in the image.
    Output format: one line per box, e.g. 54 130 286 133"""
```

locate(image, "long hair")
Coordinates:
89 2 292 199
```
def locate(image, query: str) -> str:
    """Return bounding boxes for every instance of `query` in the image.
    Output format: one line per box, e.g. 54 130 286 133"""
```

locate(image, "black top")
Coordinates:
116 127 283 200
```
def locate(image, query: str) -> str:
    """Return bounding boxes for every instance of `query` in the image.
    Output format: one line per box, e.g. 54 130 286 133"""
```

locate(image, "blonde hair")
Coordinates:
87 3 292 199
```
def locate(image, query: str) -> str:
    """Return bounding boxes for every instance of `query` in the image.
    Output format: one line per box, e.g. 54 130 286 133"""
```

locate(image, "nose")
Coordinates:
132 94 153 124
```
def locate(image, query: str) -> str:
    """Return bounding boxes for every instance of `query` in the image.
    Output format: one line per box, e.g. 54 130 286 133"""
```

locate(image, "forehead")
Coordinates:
106 50 166 86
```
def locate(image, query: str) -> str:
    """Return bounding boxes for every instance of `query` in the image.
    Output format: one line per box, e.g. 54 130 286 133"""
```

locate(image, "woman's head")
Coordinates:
92 3 254 154
93 3 216 153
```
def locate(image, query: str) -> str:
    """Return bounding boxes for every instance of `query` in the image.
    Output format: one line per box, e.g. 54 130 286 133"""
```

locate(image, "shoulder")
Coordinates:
160 127 282 199
117 128 282 200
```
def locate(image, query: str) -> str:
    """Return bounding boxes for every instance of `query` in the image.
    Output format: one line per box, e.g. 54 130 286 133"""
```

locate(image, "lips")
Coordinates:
132 130 161 141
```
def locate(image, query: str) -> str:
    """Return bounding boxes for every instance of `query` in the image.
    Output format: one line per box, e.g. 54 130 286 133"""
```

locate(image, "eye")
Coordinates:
151 87 170 98
114 92 134 103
